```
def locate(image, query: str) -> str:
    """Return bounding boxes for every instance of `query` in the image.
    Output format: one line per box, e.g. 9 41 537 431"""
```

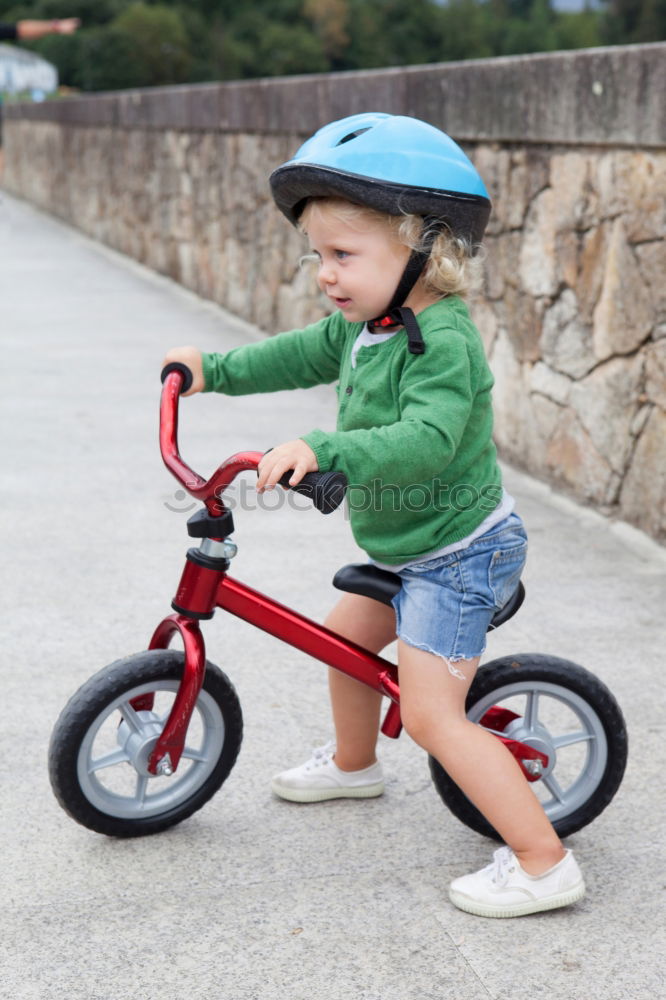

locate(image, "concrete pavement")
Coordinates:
2 190 665 1000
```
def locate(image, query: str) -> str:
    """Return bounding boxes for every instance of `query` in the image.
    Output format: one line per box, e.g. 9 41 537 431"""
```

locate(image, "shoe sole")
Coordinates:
271 781 385 803
448 879 586 918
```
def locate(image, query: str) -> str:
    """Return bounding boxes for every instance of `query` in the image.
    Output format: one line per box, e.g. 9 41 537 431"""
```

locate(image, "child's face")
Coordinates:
303 203 410 323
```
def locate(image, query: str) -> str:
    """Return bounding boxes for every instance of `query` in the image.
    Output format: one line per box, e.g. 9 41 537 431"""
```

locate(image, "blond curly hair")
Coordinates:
300 197 484 300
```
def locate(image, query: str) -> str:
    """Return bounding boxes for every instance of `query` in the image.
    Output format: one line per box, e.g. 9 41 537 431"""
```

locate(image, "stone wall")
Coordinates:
475 144 666 539
2 44 665 542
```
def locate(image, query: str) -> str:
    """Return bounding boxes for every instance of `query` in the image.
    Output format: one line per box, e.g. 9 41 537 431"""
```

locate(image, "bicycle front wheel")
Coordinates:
49 649 243 837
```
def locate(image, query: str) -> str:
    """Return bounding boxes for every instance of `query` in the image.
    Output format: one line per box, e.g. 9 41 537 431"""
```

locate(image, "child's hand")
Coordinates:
257 440 318 492
162 346 204 396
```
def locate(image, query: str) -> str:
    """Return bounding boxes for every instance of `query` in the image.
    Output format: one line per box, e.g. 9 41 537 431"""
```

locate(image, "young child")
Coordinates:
164 112 585 918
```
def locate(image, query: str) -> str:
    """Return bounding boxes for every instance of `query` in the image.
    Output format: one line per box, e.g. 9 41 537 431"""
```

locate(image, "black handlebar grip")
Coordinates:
278 469 348 515
161 362 194 395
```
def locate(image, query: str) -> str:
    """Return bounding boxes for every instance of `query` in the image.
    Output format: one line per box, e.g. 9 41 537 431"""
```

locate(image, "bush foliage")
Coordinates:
1 0 664 91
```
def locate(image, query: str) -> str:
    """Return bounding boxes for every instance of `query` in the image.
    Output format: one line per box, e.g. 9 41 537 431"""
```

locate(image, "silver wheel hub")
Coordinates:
468 679 609 824
75 678 228 821
117 712 163 776
503 719 556 777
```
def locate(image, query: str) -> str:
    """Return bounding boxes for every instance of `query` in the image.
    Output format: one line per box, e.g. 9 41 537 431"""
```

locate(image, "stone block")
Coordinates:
619 406 666 542
497 285 544 363
569 354 644 474
473 146 514 235
635 241 666 322
488 327 530 456
519 187 558 298
481 237 503 301
623 154 666 243
555 229 580 293
522 392 566 476
540 289 597 379
545 407 614 504
577 223 611 325
592 217 654 360
528 362 572 406
550 152 598 232
596 151 666 242
498 229 522 288
470 298 498 357
631 402 652 437
645 339 666 410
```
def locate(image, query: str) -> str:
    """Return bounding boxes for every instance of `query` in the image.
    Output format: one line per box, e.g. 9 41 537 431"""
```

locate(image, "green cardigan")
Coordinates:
202 297 502 564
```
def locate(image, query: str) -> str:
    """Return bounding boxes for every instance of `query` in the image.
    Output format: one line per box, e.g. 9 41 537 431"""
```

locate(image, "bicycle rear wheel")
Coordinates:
429 653 627 840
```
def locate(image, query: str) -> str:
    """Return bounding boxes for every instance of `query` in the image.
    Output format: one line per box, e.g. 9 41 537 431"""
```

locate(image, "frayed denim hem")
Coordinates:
398 632 486 680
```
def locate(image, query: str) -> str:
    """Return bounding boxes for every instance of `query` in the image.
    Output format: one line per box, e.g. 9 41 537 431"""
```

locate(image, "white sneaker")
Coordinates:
449 846 586 918
271 741 384 803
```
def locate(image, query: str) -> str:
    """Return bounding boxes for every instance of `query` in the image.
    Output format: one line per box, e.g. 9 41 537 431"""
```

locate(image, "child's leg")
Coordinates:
397 639 565 874
324 593 396 771
270 592 394 802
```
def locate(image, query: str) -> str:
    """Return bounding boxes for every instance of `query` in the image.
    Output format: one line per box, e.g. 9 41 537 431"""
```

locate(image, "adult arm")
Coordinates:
6 19 80 41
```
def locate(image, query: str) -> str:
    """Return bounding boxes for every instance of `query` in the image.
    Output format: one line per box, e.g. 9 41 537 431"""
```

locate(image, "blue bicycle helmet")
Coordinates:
270 112 491 246
269 113 491 354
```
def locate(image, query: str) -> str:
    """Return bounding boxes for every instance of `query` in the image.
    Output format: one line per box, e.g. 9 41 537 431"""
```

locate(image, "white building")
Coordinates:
0 43 58 96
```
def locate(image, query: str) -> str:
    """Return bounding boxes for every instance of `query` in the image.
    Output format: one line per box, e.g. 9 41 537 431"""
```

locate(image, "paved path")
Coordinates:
2 191 665 1000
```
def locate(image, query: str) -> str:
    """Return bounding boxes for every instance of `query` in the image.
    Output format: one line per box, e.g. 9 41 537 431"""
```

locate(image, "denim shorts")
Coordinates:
390 513 528 674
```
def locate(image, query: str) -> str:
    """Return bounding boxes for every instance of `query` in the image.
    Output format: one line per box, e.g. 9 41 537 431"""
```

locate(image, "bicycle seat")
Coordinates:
489 579 525 629
332 563 525 632
333 563 402 607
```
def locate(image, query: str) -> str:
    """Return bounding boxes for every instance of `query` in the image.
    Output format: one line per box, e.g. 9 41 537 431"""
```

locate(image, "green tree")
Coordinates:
499 0 559 54
627 0 666 38
26 31 84 88
172 4 214 82
111 3 192 86
345 0 444 69
8 0 195 90
601 0 666 41
554 10 603 50
223 8 328 77
5 0 660 93
435 0 498 61
303 0 349 62
78 26 144 90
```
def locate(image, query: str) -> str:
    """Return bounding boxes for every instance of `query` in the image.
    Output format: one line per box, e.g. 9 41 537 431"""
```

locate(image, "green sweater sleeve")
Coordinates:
302 329 477 487
202 312 353 395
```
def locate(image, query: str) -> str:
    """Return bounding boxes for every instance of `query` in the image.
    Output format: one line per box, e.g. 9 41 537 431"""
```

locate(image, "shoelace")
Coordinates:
489 846 517 886
308 741 336 768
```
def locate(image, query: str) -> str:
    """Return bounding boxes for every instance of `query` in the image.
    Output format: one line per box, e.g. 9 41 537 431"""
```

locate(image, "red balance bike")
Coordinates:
49 365 628 838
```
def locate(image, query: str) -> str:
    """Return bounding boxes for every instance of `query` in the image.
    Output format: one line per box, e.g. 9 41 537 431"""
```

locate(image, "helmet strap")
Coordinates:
371 305 425 355
367 218 439 355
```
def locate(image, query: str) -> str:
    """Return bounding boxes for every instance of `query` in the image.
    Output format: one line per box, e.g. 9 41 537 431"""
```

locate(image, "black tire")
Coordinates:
429 654 628 841
49 649 243 837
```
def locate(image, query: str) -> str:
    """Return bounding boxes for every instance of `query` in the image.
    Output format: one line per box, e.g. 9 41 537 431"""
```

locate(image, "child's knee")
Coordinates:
400 708 433 751
398 652 477 751
399 698 458 752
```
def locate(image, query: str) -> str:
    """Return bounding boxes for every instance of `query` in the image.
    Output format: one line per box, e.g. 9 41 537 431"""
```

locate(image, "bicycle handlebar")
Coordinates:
160 361 194 394
159 366 347 515
276 469 348 515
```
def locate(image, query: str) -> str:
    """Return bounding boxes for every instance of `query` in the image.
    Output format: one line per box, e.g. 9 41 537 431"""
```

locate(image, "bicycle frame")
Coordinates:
145 372 548 781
